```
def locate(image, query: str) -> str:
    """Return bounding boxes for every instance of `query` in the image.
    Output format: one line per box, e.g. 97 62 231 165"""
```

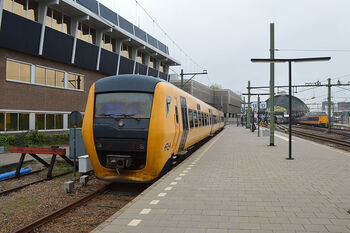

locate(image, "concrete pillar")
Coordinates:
63 113 68 129
132 47 138 74
71 16 89 64
145 54 150 75
96 31 103 70
155 59 160 78
38 4 48 55
0 0 4 31
29 113 35 130
115 40 123 75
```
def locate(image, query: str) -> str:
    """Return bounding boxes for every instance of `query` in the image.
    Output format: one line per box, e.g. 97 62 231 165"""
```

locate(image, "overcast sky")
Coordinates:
99 0 350 108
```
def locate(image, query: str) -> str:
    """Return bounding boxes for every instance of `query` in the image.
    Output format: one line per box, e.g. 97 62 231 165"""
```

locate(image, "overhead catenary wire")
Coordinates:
132 0 213 87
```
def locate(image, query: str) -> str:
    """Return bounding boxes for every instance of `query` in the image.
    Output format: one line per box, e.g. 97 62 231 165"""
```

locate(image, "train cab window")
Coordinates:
188 109 194 128
175 106 179 123
193 110 198 127
95 92 153 118
166 96 171 117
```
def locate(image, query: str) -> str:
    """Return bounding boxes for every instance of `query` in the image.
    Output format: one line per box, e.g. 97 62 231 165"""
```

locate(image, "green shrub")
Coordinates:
0 131 69 147
27 130 46 145
0 135 15 146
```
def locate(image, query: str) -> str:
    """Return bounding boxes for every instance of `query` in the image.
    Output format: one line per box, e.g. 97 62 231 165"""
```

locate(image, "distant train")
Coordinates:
82 75 224 183
296 112 328 127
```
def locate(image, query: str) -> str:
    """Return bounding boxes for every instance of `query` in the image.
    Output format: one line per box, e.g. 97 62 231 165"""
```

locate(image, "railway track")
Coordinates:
11 130 222 233
14 184 109 233
277 124 350 148
0 171 72 196
295 124 350 137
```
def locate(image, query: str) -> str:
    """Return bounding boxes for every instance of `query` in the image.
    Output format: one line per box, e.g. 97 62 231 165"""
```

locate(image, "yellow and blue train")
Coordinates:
296 112 328 127
82 75 224 182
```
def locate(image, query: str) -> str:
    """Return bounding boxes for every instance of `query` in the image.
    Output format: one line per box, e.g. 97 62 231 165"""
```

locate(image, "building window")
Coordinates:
46 8 71 35
160 63 165 73
19 113 29 130
0 113 4 131
46 114 55 129
35 113 64 130
137 51 146 65
68 73 84 90
35 114 45 130
78 22 96 45
56 114 63 129
121 44 133 59
6 113 18 131
102 34 116 52
149 57 156 69
35 66 65 88
6 60 30 83
4 0 38 22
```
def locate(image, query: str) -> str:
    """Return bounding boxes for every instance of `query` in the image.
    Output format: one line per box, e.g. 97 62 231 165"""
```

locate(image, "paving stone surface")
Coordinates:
93 126 350 233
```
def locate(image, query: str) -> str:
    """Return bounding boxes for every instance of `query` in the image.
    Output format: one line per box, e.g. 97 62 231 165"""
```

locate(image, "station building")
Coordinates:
0 0 178 133
170 79 241 119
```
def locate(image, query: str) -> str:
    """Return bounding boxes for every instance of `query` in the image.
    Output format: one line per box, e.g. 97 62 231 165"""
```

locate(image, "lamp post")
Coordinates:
251 57 331 160
180 69 208 90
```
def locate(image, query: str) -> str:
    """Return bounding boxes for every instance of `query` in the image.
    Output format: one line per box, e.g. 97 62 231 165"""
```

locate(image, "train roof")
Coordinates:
95 75 165 93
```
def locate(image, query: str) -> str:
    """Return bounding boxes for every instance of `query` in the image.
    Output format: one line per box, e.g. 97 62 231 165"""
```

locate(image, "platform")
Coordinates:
93 126 350 233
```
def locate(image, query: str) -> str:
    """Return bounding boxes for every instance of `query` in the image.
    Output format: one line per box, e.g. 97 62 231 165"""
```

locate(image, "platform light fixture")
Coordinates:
251 57 331 160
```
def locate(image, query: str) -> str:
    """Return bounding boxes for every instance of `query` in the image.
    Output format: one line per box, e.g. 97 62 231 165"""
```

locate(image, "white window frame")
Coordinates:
6 58 32 84
67 72 85 91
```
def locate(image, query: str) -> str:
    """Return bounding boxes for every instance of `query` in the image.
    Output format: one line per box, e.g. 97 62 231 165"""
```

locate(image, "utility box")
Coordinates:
0 146 4 154
69 128 87 159
79 155 93 173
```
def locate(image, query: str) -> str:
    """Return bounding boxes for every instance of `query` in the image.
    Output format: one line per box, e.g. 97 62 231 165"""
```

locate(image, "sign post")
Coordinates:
69 111 83 180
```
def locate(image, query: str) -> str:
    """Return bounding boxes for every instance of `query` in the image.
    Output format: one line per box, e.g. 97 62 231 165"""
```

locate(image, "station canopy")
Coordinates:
266 94 309 117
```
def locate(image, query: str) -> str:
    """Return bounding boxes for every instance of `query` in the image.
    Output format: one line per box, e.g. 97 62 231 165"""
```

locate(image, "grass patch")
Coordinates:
2 197 38 214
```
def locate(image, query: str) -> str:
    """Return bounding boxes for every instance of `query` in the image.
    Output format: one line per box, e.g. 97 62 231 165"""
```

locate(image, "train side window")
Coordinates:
166 96 171 117
175 106 179 123
202 112 204 126
204 113 207 126
198 110 201 127
193 110 198 127
189 109 194 128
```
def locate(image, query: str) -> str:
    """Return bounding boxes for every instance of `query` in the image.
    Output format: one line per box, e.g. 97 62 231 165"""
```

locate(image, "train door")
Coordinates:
171 97 181 153
209 109 213 135
178 96 189 152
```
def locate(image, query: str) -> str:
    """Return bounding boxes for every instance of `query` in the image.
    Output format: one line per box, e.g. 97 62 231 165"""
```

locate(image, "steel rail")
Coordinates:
0 171 72 196
278 125 350 147
14 184 109 233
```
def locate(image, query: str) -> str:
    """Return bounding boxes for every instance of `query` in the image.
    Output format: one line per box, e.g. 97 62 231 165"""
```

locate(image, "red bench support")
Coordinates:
10 147 74 179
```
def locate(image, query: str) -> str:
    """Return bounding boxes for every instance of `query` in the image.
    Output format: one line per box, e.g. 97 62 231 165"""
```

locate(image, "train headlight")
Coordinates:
118 120 125 127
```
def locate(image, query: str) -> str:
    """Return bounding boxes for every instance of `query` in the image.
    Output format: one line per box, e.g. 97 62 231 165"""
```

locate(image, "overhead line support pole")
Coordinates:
287 61 293 160
247 81 251 129
270 23 275 146
328 78 332 133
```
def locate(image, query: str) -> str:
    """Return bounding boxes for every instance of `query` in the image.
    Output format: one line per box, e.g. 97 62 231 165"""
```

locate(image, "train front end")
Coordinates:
82 75 164 182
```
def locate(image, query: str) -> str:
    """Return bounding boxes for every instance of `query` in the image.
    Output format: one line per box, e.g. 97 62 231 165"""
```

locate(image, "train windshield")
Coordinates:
95 92 153 118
